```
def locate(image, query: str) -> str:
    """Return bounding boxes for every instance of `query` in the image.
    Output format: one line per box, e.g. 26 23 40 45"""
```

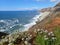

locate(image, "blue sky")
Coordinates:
0 0 60 11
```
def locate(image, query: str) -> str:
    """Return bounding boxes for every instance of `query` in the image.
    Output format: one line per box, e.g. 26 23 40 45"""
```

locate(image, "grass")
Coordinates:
35 32 50 45
35 34 57 45
53 26 60 45
0 26 60 45
35 34 45 45
35 26 60 45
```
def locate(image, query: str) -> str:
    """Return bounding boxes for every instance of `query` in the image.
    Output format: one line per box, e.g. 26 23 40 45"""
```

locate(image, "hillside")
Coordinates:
29 2 60 31
0 2 60 45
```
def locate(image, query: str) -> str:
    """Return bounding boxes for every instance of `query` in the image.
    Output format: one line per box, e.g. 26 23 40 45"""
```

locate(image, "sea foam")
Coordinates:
0 12 50 33
24 12 50 31
24 13 42 31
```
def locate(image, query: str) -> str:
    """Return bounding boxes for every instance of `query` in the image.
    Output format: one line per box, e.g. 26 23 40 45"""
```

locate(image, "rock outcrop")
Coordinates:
29 2 60 32
0 32 8 39
40 7 52 12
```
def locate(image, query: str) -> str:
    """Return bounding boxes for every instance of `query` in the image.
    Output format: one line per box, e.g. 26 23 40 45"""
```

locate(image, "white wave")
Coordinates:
24 13 41 31
0 12 50 33
24 12 50 31
0 20 5 22
0 19 20 33
24 21 36 30
0 29 5 32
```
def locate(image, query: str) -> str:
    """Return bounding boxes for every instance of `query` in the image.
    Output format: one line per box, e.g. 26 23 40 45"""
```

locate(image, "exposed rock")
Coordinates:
40 7 52 12
0 2 60 45
55 2 60 7
0 32 8 39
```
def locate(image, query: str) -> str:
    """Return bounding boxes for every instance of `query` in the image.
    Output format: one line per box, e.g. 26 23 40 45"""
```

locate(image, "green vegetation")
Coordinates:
35 30 56 45
47 19 52 24
35 26 60 45
35 34 45 45
0 26 60 45
35 34 56 45
53 26 60 45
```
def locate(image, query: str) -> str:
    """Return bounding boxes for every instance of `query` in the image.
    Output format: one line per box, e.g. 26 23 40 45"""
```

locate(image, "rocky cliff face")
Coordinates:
29 2 60 31
40 7 52 12
40 2 60 31
52 2 60 12
40 2 60 12
55 2 60 7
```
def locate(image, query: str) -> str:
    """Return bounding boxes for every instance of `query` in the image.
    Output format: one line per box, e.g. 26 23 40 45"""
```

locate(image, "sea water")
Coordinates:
0 10 40 33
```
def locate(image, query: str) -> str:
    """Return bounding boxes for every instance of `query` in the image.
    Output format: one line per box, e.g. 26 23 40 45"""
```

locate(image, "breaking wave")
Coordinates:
0 19 24 33
24 13 41 31
0 13 43 33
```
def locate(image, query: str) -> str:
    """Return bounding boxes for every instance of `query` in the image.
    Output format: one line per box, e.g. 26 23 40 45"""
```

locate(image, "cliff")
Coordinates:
40 7 52 12
0 2 60 45
29 2 60 31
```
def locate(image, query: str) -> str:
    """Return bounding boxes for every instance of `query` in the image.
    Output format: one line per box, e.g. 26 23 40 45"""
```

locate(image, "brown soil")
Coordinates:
45 17 60 31
29 15 60 32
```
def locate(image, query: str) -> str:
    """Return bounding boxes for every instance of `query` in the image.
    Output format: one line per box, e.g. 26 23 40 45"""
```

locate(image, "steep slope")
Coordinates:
0 2 60 45
29 2 60 31
55 2 60 7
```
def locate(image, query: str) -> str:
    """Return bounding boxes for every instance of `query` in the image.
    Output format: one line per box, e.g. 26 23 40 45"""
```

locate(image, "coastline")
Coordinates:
23 12 41 31
28 12 50 31
23 11 50 31
0 2 60 45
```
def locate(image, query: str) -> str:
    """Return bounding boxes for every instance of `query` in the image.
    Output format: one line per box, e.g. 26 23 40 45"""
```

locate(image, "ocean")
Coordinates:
0 10 40 34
